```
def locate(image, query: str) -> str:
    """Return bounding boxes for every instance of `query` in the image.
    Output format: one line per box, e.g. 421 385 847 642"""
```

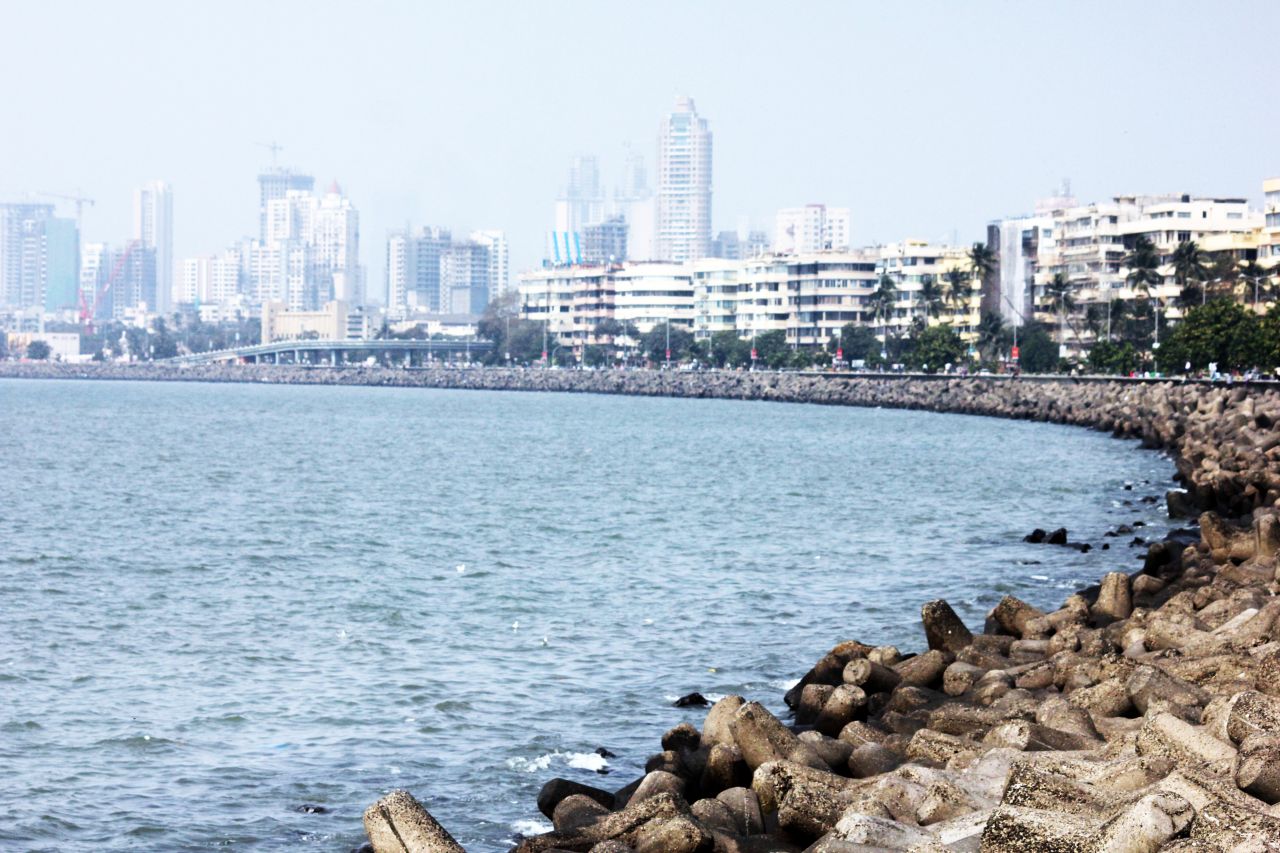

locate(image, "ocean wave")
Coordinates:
511 818 553 837
506 750 609 774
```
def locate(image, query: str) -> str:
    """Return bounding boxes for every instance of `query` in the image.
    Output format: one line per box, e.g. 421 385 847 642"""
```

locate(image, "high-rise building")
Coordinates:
440 241 491 314
554 156 606 235
133 181 173 313
655 96 713 263
43 217 80 310
80 242 157 320
180 249 241 306
247 179 360 311
257 169 315 241
774 205 851 254
0 203 80 311
709 229 770 261
80 243 109 316
470 230 510 299
311 182 362 305
385 225 451 313
617 147 655 262
581 216 628 264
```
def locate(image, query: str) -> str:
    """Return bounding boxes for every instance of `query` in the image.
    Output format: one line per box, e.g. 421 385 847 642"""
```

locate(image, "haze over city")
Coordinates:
10 3 1280 851
2 0 1276 287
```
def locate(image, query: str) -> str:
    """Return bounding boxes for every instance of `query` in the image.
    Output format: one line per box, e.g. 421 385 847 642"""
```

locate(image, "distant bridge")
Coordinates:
169 338 495 366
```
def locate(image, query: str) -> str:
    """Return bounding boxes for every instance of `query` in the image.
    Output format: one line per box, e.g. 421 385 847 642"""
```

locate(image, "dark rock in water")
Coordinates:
1116 524 1134 534
1140 495 1158 504
1069 543 1092 553
1123 500 1134 506
1102 543 1110 550
295 803 329 814
672 692 708 708
1023 529 1047 543
536 778 615 818
1047 528 1069 545
349 844 374 853
1131 537 1147 547
595 746 617 758
1167 489 1196 518
1123 483 1133 490
1133 520 1146 527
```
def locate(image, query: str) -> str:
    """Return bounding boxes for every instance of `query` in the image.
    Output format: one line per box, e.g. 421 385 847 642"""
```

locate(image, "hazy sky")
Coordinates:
2 0 1276 299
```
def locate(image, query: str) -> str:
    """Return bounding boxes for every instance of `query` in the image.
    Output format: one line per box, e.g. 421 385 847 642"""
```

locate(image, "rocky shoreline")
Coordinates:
8 364 1280 850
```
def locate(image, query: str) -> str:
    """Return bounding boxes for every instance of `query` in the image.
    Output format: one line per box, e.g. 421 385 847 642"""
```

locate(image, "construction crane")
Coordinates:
36 190 95 230
79 239 141 333
255 141 283 168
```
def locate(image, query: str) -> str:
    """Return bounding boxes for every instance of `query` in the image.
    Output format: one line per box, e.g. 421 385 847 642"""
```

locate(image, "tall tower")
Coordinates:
257 169 315 241
133 180 173 313
554 155 605 234
656 96 712 262
0 203 78 311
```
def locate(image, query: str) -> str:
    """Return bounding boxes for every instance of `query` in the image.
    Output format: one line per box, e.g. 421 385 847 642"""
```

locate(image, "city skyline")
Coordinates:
1 1 1275 295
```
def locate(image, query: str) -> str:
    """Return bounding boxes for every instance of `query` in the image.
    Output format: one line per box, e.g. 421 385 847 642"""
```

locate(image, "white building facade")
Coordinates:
655 96 712 263
133 181 173 313
774 205 851 254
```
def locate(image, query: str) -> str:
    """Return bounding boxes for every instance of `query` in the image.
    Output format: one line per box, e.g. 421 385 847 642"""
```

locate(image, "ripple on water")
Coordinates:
0 381 1178 852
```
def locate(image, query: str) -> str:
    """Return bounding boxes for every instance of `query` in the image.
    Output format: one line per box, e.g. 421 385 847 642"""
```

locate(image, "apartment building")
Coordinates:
876 240 973 336
523 253 880 356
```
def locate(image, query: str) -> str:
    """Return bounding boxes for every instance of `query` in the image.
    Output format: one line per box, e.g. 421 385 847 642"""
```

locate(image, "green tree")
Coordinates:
976 311 1005 361
750 329 788 367
1084 303 1105 341
592 318 624 339
581 345 612 367
639 322 695 363
25 339 52 360
869 274 896 332
1087 340 1140 375
1043 272 1079 343
1239 259 1272 309
968 242 996 290
1124 236 1163 298
944 268 972 327
1017 323 1058 373
838 323 880 362
1260 304 1280 369
1204 252 1239 303
1170 240 1208 307
709 330 750 367
917 274 945 320
906 324 964 372
1157 299 1268 373
152 333 179 359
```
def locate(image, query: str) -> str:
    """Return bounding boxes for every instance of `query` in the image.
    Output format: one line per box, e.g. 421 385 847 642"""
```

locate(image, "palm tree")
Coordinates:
918 274 945 321
976 311 1005 362
1084 303 1105 342
944 268 971 327
1124 236 1164 350
1238 259 1270 309
1170 240 1208 306
968 243 996 295
1044 270 1074 332
1204 252 1239 303
1124 236 1162 298
870 274 897 350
